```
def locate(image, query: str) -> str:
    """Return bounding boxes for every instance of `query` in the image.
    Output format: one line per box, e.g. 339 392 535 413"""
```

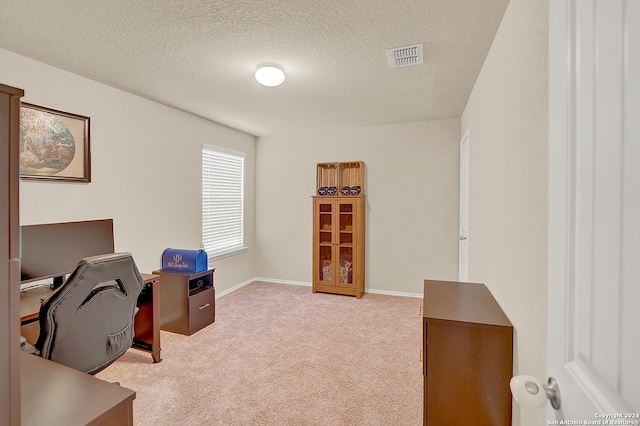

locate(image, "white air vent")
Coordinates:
386 43 423 69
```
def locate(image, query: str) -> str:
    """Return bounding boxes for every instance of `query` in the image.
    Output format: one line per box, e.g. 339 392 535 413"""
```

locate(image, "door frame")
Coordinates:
458 128 470 282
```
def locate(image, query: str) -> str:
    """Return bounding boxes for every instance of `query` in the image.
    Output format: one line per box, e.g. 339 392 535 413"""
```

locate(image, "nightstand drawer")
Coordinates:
189 287 215 333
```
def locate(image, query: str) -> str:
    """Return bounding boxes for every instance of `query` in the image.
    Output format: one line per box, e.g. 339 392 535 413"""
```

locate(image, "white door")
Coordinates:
458 129 469 281
546 0 640 420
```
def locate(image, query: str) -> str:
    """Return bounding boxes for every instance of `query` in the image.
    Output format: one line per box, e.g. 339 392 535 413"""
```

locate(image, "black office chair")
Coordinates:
35 252 144 375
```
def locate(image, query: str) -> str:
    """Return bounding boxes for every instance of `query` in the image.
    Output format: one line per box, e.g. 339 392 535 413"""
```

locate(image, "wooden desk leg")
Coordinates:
151 278 161 363
132 277 162 363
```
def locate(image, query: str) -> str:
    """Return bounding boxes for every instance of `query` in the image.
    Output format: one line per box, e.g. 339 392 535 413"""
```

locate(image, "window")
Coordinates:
202 145 246 260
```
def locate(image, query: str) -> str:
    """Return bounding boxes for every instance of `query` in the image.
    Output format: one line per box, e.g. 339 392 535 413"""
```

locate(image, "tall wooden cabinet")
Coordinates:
1 83 24 426
422 280 513 425
312 196 365 298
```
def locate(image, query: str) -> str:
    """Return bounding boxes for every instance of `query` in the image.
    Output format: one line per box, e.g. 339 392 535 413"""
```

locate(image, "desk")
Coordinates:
21 351 135 425
20 273 162 363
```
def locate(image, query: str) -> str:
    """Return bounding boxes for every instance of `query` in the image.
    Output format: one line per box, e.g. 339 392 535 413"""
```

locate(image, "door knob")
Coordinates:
459 236 467 240
510 375 561 410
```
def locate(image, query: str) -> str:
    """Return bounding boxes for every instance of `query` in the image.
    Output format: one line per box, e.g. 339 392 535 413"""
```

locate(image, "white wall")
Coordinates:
1 46 459 296
461 0 548 425
255 120 460 294
0 48 257 293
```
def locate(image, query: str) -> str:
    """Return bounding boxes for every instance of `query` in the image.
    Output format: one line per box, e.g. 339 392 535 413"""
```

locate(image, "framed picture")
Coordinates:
19 103 91 182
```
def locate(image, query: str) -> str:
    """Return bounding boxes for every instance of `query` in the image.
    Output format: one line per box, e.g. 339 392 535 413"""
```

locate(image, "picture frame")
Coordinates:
19 103 91 182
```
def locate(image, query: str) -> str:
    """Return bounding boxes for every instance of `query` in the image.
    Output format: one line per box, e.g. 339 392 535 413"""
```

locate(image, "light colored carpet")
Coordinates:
96 281 424 425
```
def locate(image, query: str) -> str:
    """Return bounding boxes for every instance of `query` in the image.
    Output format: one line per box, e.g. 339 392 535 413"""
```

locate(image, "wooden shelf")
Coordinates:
316 161 364 196
313 161 365 298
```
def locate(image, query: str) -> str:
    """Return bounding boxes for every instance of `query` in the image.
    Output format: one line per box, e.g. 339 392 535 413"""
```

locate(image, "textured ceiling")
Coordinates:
0 0 509 136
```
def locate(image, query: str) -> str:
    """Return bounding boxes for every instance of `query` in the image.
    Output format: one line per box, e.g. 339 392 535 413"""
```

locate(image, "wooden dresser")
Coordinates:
422 280 513 425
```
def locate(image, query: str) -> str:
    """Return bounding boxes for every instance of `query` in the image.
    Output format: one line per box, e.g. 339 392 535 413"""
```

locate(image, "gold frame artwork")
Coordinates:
19 103 91 182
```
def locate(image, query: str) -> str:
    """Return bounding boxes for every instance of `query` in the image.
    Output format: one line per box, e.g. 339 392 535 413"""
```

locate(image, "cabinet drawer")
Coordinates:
189 287 215 332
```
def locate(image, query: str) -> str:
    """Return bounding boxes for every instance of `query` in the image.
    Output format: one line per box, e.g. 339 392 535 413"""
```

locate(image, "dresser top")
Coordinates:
423 280 512 328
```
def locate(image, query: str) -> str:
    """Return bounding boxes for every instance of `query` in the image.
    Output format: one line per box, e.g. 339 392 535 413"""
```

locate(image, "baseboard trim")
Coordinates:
365 288 423 298
218 277 423 299
253 277 312 287
215 278 255 298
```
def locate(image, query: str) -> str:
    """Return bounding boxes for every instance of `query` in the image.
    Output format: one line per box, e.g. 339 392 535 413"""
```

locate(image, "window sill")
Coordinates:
208 247 248 262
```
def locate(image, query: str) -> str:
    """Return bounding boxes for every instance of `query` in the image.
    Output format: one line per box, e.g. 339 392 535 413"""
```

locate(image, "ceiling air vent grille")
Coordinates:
386 43 423 69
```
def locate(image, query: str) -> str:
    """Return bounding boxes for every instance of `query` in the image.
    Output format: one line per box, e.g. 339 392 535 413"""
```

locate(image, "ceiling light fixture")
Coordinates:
255 66 285 87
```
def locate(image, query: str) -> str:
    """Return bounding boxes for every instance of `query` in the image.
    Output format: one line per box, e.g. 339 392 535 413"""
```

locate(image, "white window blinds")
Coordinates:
202 145 245 259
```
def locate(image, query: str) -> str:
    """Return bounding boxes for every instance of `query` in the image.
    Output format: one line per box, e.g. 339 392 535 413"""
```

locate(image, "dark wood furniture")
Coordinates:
153 268 215 336
0 83 24 425
20 273 162 363
422 280 513 426
132 273 162 362
21 351 135 425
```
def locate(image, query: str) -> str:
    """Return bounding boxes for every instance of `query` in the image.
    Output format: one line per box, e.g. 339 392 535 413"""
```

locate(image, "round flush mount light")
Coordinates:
255 66 285 87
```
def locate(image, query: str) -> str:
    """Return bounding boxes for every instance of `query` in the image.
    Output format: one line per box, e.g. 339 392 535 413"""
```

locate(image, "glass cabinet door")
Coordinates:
338 203 354 286
317 202 333 283
312 193 363 298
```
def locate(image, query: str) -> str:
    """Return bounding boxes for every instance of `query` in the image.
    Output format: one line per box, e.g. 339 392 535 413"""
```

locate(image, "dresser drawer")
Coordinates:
188 287 215 333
